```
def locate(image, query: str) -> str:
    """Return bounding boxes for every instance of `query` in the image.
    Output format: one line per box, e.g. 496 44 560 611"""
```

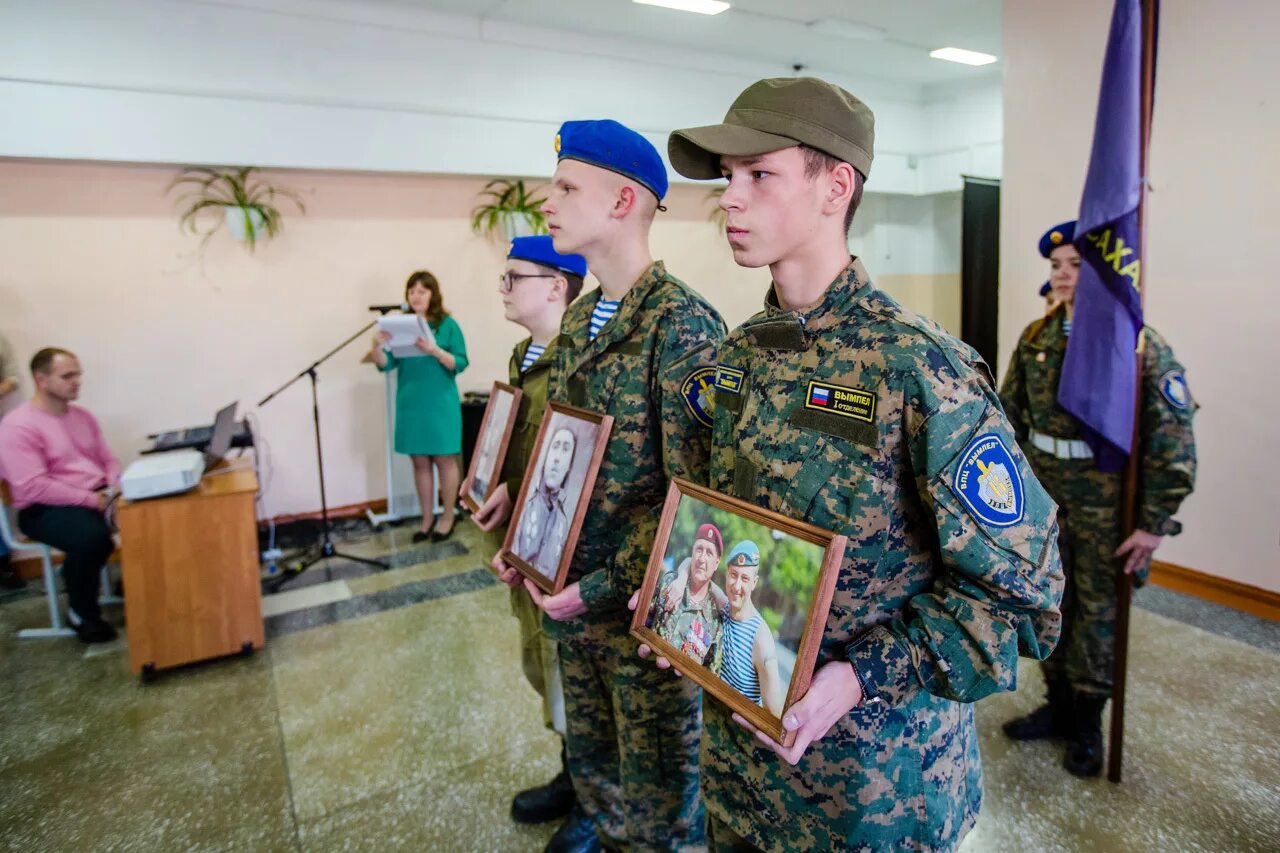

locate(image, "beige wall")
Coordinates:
0 159 777 518
1002 1 1280 592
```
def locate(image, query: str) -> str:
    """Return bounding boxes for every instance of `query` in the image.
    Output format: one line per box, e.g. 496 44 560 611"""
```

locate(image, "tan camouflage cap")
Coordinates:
668 76 874 180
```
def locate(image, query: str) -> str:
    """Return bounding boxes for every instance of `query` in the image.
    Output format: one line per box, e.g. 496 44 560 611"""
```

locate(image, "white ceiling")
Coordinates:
374 0 1003 88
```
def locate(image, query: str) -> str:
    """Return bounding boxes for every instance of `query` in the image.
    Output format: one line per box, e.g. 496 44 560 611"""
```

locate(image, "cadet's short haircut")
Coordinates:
800 145 864 235
30 347 76 376
533 263 584 305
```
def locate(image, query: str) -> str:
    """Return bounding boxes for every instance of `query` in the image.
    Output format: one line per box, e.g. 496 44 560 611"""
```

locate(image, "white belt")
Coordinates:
1029 429 1094 460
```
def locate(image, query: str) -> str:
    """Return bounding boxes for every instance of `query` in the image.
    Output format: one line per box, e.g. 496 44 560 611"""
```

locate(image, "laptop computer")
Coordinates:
203 402 238 471
151 402 237 452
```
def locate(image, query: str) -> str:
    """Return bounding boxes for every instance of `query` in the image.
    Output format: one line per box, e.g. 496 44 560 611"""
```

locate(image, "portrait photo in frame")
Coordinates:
630 478 846 747
501 402 613 594
461 382 523 515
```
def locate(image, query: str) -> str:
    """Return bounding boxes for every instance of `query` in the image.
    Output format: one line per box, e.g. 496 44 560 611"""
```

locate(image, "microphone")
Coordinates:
369 303 409 314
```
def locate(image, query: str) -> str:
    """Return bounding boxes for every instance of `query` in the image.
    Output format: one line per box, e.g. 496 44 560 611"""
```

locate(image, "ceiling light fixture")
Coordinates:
633 0 731 16
805 18 887 41
929 47 998 66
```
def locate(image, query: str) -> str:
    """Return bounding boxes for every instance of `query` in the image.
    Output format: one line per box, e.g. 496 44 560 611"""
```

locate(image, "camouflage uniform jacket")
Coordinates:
500 337 559 500
703 259 1065 852
651 567 727 673
1000 306 1197 536
547 261 726 639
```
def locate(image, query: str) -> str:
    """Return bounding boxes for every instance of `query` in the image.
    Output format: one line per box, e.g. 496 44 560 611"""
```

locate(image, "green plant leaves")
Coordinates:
167 166 305 253
469 178 549 241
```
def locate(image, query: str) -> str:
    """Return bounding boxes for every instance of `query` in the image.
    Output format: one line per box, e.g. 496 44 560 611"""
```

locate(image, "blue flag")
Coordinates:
1058 0 1156 473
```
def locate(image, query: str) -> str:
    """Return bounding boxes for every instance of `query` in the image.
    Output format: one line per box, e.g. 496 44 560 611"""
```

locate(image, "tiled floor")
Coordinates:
1 520 1277 852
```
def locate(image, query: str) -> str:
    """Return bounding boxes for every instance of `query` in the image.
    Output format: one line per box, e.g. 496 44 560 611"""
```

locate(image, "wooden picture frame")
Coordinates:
501 402 614 594
629 478 847 747
461 382 523 515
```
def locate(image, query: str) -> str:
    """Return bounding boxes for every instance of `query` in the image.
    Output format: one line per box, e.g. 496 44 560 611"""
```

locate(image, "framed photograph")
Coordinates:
501 402 614 594
629 478 847 747
461 382 523 514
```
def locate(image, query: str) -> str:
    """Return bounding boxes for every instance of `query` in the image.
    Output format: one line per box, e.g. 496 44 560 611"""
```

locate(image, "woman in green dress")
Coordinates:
370 270 469 542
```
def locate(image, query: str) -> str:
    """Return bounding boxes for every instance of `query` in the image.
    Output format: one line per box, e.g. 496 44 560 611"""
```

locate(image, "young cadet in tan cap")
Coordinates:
494 119 725 853
637 77 1066 852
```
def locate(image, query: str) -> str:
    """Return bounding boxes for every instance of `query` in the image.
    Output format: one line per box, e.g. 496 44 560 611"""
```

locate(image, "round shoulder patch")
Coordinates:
681 366 717 428
1160 370 1191 409
952 433 1025 528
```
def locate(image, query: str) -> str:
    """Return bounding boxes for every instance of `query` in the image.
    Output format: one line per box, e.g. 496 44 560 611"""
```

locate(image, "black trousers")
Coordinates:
17 504 113 623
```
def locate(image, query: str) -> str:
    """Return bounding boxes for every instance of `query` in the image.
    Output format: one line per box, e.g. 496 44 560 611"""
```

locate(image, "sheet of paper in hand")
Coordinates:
377 314 436 358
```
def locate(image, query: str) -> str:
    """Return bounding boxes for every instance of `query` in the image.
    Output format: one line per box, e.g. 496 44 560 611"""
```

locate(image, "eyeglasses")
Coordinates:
498 271 557 293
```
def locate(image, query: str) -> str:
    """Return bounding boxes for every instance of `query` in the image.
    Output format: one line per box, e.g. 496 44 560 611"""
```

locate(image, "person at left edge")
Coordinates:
368 270 469 543
472 235 587 827
0 330 23 589
0 348 120 641
494 119 726 852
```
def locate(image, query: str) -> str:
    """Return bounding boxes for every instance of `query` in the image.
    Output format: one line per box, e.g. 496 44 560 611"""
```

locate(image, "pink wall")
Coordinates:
0 159 775 518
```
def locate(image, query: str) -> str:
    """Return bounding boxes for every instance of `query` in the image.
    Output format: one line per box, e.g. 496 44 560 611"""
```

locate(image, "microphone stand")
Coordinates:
258 319 391 592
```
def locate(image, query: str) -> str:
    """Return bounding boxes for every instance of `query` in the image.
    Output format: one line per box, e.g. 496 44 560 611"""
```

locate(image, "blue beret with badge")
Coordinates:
1039 281 1052 297
1039 220 1077 258
507 235 588 278
555 119 669 202
724 540 761 569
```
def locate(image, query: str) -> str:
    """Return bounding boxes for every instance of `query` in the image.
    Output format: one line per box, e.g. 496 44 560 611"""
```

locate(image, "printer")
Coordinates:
121 403 238 500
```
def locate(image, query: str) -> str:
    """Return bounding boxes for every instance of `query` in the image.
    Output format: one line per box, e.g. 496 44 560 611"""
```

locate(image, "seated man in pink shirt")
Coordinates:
0 348 121 642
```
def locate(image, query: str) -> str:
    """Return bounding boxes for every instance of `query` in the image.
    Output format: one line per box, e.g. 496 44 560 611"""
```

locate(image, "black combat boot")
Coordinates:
1064 692 1107 777
512 745 576 824
1002 678 1073 741
544 802 600 853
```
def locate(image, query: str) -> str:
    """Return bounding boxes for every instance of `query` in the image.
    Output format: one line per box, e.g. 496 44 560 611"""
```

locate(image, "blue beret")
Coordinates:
507 235 588 278
1039 281 1052 297
1039 221 1077 258
555 119 669 202
724 540 761 569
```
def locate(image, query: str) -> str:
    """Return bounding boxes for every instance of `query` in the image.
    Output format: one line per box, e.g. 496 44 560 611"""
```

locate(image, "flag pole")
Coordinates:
1108 0 1158 785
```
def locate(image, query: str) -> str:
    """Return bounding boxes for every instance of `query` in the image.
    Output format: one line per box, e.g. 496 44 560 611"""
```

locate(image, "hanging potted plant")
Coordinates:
470 178 548 243
168 166 305 252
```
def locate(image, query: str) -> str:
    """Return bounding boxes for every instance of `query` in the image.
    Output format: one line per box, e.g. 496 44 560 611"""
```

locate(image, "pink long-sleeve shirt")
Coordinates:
0 401 122 510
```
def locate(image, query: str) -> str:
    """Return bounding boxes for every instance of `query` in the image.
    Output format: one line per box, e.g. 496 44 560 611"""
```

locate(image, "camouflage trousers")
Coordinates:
707 813 760 853
558 616 706 852
511 586 567 737
1028 449 1145 698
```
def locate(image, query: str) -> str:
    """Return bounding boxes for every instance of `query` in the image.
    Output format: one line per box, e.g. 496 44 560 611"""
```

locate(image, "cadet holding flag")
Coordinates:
1001 0 1197 781
999 222 1195 778
639 77 1065 852
495 120 725 852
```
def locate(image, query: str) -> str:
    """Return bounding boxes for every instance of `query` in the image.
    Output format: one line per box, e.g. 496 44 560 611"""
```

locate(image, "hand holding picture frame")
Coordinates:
461 382 522 515
629 478 846 748
501 402 613 594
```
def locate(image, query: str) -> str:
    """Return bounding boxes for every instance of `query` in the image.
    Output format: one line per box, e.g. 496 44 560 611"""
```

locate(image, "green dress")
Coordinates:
378 314 469 456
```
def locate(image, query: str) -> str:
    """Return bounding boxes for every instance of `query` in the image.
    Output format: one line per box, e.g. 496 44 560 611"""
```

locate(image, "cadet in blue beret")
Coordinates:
493 118 725 851
718 540 786 718
1000 220 1197 778
1038 219 1077 258
470 233 587 828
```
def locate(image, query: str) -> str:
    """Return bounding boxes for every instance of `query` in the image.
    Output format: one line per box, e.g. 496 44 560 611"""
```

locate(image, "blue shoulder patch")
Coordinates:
681 366 716 427
953 433 1025 527
1160 370 1191 409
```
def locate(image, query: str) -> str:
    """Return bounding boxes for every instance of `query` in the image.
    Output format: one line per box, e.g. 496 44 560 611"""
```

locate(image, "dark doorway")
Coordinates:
961 176 1001 369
